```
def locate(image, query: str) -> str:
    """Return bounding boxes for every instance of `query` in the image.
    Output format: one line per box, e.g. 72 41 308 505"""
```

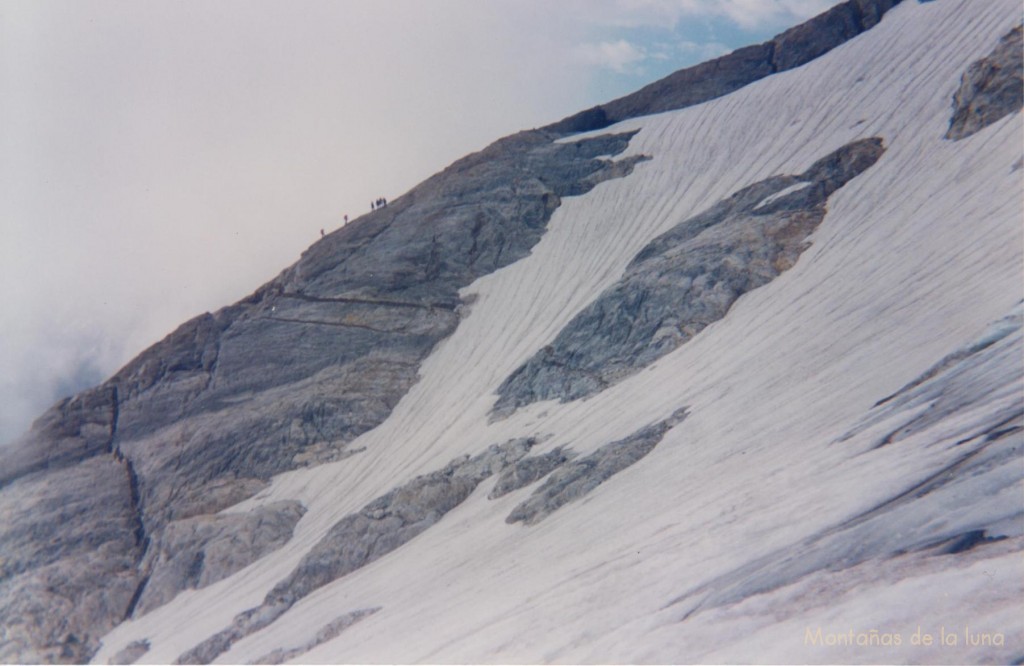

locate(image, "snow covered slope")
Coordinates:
76 0 1024 663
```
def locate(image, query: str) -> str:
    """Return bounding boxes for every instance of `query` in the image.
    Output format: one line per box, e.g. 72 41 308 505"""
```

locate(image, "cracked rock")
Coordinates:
946 24 1023 141
493 138 886 418
132 501 306 617
507 408 688 526
175 439 535 664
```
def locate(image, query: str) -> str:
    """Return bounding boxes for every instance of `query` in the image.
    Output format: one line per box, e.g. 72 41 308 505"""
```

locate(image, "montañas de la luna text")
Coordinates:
805 626 1006 648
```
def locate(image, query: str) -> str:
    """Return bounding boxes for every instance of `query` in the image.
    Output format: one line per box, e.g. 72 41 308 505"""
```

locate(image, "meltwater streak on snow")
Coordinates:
92 1 1023 662
753 181 813 210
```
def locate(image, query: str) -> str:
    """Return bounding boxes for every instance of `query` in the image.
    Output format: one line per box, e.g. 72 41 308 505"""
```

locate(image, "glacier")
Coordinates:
1 0 1021 663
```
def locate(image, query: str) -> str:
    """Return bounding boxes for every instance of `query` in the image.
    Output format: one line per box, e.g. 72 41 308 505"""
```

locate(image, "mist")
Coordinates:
0 0 840 445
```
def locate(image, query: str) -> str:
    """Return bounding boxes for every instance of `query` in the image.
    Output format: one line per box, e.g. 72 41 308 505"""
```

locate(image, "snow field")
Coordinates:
92 1 1023 662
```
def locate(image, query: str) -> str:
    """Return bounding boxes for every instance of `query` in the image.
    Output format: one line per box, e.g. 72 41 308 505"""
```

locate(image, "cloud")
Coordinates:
569 0 841 32
0 0 843 445
709 0 841 30
676 39 731 60
573 39 648 74
0 0 601 445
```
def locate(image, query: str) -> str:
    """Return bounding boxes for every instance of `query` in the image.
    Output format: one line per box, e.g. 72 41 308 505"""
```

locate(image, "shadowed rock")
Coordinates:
493 138 886 418
946 24 1023 141
506 408 688 526
0 385 117 486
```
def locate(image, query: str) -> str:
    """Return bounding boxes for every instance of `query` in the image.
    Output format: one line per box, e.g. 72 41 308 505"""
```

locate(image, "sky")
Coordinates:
0 0 843 445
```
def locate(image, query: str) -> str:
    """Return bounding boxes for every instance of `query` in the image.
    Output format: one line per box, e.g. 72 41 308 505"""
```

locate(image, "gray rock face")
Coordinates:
946 24 1023 141
0 2 912 660
488 447 576 499
0 385 117 486
175 439 536 664
506 409 688 526
0 128 645 662
493 138 886 418
132 501 306 617
250 608 380 665
100 130 647 537
0 457 142 664
547 0 902 133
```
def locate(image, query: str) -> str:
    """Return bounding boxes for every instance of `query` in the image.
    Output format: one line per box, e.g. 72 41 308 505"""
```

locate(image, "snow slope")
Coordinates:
93 0 1023 663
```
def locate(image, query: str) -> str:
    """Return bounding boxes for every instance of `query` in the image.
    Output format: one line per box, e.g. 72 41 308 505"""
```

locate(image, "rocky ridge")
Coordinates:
493 138 886 417
0 1 987 663
547 0 903 133
0 127 646 663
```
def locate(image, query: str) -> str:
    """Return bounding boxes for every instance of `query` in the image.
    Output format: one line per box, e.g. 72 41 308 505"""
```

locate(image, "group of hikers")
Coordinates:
320 214 350 237
317 197 389 238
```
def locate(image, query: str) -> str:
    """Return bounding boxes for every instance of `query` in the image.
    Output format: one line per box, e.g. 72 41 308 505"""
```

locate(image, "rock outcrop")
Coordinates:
506 409 688 526
0 385 117 487
132 501 306 616
488 446 576 499
0 456 141 664
493 138 886 417
175 439 536 664
0 1 930 661
547 0 903 133
0 128 645 663
839 305 1024 449
946 24 1023 140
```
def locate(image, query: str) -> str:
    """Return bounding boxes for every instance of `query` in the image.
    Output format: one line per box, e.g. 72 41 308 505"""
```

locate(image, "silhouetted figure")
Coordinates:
344 214 348 224
320 228 325 237
371 201 376 211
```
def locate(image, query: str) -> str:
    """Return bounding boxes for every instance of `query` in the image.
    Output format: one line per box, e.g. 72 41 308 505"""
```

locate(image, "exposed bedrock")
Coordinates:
506 408 689 526
132 501 306 617
946 24 1023 141
0 384 117 486
493 138 886 418
175 438 536 664
488 446 577 499
0 128 646 662
0 458 142 664
547 0 902 133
